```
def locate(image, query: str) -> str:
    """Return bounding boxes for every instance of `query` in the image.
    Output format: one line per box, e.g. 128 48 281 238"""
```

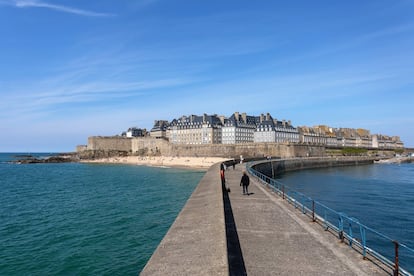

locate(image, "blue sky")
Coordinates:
1 0 413 152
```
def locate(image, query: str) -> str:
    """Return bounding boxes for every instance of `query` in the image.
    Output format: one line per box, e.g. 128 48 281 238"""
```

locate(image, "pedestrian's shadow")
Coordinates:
223 182 247 275
246 193 255 196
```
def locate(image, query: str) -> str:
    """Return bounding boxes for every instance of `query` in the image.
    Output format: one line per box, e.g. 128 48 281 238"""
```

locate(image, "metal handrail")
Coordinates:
247 162 414 276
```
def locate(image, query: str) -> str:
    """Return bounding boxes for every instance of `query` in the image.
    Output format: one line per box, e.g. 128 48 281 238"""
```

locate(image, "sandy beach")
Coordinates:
81 156 229 169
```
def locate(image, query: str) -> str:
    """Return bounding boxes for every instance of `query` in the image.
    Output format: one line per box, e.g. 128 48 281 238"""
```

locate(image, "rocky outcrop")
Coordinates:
13 153 79 164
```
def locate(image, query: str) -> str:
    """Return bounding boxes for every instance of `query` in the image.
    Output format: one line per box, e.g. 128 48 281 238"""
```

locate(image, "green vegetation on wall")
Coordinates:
341 147 368 155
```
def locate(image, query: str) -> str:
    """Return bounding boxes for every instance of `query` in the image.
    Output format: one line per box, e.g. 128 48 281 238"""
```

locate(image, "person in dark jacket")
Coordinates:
240 171 250 195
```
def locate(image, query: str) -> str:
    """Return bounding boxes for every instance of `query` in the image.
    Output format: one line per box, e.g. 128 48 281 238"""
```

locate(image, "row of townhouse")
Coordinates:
299 126 404 149
130 111 404 149
158 112 301 145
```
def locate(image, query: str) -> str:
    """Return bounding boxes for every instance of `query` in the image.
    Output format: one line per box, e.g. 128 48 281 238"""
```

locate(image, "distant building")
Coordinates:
313 125 337 147
254 113 276 143
373 134 404 149
298 126 326 144
254 113 299 143
222 112 259 144
169 114 223 144
122 111 404 150
125 127 146 138
150 120 169 139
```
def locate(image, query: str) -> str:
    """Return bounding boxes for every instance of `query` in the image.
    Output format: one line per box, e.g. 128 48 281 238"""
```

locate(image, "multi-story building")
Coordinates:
355 128 372 148
254 113 299 143
274 119 300 143
150 120 169 139
298 126 327 144
372 135 404 149
222 112 259 144
169 114 222 144
254 113 276 143
124 127 146 137
145 112 404 150
313 125 338 147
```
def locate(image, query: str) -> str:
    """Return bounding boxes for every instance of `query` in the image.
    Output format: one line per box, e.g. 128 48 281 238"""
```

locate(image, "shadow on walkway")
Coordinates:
222 181 247 276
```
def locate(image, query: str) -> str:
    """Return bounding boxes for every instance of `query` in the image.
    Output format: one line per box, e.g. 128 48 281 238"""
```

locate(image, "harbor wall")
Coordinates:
251 157 376 178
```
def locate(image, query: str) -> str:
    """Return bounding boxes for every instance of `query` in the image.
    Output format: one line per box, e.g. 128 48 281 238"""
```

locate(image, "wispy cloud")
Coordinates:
7 0 115 17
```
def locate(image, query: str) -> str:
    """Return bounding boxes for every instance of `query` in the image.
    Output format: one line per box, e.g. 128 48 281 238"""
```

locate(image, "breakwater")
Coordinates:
248 159 414 275
251 156 376 179
141 157 391 275
140 163 228 275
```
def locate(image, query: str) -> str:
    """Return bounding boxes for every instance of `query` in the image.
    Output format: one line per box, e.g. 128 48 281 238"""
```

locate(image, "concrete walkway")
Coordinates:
224 164 388 275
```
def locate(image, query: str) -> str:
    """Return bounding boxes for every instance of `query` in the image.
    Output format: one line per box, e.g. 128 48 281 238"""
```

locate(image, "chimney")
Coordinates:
234 112 240 122
219 115 225 125
241 112 247 123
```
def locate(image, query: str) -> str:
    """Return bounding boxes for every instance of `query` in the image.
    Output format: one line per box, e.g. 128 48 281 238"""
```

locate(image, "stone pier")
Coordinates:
141 159 390 275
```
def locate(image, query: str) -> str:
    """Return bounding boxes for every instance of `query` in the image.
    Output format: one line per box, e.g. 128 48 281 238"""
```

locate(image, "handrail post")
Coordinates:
302 194 305 214
393 241 399 276
348 221 353 247
338 215 344 242
282 185 285 200
359 225 366 259
312 200 315 222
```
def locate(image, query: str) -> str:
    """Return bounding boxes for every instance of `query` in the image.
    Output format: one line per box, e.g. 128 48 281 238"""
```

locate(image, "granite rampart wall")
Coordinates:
87 136 132 152
85 136 326 158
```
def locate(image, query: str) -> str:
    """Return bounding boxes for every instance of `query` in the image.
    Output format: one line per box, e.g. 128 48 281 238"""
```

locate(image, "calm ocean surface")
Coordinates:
277 162 414 272
2 153 413 274
0 153 204 275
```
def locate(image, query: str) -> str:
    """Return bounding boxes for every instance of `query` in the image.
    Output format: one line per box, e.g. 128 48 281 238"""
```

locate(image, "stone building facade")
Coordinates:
124 111 404 149
222 112 259 144
169 114 222 144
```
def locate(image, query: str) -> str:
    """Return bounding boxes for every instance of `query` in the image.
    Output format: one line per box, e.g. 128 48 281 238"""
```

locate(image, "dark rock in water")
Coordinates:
14 154 35 158
13 154 78 164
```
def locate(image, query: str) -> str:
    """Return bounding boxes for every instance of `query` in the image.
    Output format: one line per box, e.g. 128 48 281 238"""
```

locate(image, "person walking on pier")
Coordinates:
240 171 250 195
220 163 225 185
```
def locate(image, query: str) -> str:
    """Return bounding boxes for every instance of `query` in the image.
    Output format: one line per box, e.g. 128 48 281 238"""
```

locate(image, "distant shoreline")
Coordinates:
80 156 229 170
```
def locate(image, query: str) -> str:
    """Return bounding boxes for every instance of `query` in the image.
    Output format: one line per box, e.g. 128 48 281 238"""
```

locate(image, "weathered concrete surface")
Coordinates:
224 164 389 275
140 163 228 275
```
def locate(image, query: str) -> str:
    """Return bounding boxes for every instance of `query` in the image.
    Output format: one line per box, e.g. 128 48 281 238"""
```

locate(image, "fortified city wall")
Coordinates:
87 136 132 152
83 136 326 158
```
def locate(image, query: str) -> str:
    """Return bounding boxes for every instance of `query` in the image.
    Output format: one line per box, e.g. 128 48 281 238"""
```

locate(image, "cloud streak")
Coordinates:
11 0 115 17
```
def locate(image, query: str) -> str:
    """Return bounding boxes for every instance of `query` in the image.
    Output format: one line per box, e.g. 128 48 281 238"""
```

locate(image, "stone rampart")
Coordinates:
84 136 326 159
87 136 132 152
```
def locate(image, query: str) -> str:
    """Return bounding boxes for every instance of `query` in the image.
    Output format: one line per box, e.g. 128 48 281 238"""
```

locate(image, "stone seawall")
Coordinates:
251 157 376 178
140 163 228 275
85 136 326 158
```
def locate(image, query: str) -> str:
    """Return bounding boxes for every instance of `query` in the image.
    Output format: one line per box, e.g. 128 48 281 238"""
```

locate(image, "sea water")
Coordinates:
0 153 204 275
277 163 414 272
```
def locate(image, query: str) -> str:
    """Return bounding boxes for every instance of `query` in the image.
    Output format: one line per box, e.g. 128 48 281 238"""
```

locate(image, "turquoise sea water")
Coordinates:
277 163 414 272
0 153 204 275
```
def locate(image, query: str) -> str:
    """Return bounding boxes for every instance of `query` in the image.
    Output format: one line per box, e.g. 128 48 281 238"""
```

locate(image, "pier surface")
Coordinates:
224 164 385 275
141 162 388 275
